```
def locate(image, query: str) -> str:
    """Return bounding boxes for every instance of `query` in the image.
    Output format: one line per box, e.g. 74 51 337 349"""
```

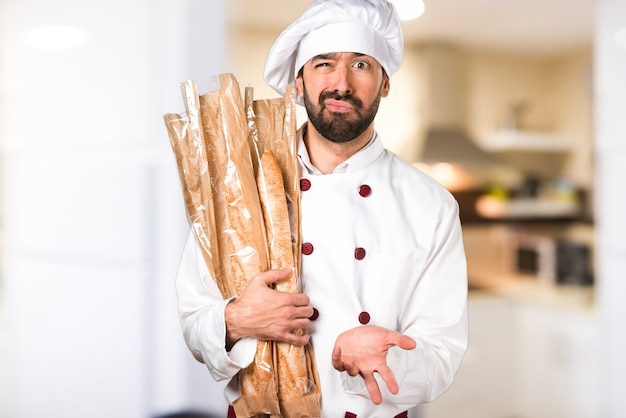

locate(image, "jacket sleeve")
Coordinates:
175 231 257 382
342 197 469 407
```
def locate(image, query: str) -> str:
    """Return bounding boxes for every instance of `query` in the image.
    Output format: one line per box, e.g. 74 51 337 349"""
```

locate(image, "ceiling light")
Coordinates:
390 0 425 21
614 27 626 50
22 26 89 50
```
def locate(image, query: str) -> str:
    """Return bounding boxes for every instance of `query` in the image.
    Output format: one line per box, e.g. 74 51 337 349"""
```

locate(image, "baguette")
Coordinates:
257 150 308 402
250 88 301 275
164 104 231 298
167 75 319 417
198 75 277 414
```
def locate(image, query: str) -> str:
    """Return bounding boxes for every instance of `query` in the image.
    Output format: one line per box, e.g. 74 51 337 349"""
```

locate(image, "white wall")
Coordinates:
0 0 229 416
465 48 594 187
594 1 626 417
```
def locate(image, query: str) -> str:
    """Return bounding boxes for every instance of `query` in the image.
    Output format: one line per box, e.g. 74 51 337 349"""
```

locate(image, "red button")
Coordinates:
345 413 357 418
300 178 311 191
354 247 366 260
358 184 372 197
358 311 370 325
309 308 319 321
302 242 314 255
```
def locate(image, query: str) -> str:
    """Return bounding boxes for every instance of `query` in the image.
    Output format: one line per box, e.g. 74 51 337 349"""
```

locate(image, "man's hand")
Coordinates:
224 269 313 348
332 325 417 405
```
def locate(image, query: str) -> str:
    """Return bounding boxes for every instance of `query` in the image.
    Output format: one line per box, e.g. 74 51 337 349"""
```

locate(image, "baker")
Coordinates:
175 0 469 416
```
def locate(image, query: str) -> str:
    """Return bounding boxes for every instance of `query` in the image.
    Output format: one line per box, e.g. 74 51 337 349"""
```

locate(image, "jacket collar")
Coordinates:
297 124 385 175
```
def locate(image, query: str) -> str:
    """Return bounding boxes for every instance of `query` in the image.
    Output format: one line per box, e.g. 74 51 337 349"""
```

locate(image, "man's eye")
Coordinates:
354 61 370 69
315 62 331 68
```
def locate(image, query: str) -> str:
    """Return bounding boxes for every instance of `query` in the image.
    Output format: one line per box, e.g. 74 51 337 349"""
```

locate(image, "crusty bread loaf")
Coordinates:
257 150 308 401
250 87 302 277
258 150 295 283
164 81 233 298
199 75 269 293
167 76 319 416
198 75 275 407
240 340 275 395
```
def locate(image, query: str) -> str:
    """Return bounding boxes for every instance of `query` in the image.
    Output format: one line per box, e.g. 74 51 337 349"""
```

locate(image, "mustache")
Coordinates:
319 91 362 108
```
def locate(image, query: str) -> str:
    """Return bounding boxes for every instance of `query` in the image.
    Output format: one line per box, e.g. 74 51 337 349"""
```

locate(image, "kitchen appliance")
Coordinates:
509 233 557 282
556 241 593 286
507 233 593 286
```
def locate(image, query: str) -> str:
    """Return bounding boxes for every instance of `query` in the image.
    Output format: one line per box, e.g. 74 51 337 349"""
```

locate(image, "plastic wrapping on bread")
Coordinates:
164 75 320 417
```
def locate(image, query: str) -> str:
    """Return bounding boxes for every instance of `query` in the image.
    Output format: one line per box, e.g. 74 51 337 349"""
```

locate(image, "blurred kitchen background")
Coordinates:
0 0 625 417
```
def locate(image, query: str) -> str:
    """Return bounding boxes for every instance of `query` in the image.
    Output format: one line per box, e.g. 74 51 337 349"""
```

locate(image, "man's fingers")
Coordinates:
291 292 311 308
256 269 311 309
363 374 383 405
392 333 417 351
281 332 310 347
331 346 344 371
292 315 312 329
257 268 293 286
343 360 358 376
377 366 400 395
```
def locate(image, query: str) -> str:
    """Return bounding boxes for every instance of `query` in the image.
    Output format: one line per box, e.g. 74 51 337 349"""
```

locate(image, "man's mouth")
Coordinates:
324 99 353 113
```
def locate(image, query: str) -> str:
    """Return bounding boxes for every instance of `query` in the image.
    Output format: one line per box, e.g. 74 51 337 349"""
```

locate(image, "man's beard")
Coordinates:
303 83 383 144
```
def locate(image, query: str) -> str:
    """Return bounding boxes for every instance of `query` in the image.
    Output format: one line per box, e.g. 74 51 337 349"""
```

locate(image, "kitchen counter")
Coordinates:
460 222 596 315
468 272 595 314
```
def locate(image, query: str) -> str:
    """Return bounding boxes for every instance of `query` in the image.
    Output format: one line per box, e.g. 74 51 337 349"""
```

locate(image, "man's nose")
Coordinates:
331 65 353 95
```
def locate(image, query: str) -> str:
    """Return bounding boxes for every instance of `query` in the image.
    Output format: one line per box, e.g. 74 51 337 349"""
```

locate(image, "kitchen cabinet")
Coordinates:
513 303 600 418
478 130 574 152
419 287 599 418
419 294 516 418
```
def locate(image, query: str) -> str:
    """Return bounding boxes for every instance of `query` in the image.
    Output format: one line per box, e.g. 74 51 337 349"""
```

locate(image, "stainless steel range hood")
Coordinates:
420 128 503 168
417 128 507 191
415 44 505 187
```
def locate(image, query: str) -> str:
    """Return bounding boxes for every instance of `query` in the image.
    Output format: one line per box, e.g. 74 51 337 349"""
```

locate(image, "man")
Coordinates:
176 0 468 416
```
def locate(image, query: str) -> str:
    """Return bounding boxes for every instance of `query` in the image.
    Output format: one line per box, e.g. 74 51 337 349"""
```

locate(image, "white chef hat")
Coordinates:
263 0 404 99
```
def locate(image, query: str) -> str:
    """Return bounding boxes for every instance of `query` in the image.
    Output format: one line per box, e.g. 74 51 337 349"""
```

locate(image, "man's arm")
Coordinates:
176 231 313 381
224 268 313 348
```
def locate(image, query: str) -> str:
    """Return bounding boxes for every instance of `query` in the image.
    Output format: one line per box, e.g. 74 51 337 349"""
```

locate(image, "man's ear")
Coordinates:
295 73 305 99
381 73 390 98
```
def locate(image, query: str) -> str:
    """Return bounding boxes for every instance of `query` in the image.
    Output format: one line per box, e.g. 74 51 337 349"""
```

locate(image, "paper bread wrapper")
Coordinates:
246 86 321 417
165 75 320 417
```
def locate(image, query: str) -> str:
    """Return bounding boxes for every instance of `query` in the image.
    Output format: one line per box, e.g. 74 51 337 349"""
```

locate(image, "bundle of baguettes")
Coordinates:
245 86 321 417
164 74 320 418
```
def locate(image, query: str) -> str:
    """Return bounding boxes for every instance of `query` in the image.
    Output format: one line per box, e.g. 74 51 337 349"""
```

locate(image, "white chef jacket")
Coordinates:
175 128 468 417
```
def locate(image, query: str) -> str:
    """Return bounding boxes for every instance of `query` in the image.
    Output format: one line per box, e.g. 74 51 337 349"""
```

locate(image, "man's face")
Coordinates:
296 52 390 143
